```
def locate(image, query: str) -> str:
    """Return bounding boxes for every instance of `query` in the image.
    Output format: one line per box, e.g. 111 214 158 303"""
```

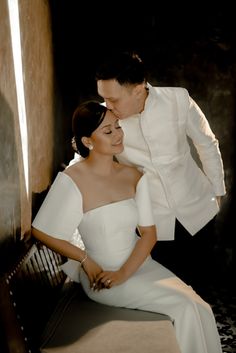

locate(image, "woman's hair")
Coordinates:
72 100 107 158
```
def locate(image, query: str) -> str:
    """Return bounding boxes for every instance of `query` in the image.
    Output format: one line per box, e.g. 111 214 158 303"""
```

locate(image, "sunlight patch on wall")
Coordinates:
7 0 29 197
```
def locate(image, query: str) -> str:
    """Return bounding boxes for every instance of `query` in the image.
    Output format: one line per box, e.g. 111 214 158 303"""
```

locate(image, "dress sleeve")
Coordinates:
135 173 155 227
32 172 83 242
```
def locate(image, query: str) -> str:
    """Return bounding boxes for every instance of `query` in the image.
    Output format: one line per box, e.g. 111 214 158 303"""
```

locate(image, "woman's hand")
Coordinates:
91 225 157 291
93 269 126 291
82 257 103 289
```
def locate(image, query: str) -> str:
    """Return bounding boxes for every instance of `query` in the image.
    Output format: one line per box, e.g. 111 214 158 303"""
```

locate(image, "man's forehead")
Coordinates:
97 80 126 98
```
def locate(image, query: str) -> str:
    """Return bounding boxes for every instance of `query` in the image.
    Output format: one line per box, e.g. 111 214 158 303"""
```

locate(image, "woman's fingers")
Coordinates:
92 272 113 290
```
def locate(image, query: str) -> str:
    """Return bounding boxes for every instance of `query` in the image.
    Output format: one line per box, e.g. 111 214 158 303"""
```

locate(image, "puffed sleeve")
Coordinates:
32 172 83 242
135 173 155 227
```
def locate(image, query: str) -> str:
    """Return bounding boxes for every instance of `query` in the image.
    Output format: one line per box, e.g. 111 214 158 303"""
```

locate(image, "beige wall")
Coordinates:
19 0 54 194
0 0 21 243
0 0 55 247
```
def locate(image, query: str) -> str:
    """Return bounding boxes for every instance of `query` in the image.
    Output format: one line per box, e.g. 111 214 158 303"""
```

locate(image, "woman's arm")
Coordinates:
32 227 86 261
119 224 157 278
31 173 103 286
94 225 157 289
32 227 103 287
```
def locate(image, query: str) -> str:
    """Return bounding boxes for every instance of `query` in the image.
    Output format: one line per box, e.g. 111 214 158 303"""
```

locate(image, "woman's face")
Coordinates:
89 109 124 155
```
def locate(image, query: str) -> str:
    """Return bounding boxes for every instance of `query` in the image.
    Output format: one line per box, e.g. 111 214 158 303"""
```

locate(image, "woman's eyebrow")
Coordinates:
100 124 112 129
99 119 119 130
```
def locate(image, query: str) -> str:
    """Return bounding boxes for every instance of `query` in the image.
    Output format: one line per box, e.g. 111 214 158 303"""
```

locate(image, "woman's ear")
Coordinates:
81 136 93 150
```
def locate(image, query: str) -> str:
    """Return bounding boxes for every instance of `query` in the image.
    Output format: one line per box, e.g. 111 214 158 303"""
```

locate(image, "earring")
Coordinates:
88 145 93 151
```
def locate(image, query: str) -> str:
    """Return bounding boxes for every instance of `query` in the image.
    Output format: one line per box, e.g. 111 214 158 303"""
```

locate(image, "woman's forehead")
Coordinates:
100 110 117 126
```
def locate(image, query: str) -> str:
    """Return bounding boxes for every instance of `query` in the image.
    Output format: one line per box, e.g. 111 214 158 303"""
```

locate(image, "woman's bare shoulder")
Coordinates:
63 160 87 180
116 162 143 182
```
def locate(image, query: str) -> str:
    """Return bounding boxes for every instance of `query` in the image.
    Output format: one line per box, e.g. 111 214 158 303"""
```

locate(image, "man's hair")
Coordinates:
95 51 147 85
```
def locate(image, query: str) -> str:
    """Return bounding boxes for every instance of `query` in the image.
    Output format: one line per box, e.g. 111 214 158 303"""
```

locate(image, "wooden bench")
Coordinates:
0 240 181 353
0 240 67 353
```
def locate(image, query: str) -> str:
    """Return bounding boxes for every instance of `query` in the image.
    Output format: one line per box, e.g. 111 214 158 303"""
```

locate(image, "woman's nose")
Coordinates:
117 126 124 138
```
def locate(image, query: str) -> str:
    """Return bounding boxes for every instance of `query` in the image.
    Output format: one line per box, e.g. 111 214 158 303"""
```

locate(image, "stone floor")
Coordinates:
198 282 236 353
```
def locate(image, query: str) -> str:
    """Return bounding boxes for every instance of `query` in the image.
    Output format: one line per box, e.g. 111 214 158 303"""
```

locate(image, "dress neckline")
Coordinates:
84 198 134 215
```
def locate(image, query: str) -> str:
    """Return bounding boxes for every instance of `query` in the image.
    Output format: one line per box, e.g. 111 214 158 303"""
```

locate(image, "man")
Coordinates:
80 51 226 286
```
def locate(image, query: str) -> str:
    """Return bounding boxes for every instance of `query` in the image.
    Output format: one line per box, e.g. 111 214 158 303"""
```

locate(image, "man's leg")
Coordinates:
151 218 217 289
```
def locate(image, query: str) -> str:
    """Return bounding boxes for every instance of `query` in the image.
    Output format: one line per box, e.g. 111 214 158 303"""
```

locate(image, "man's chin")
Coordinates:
111 110 121 119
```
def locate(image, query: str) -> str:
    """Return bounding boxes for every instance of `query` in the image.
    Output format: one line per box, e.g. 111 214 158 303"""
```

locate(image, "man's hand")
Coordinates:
216 196 222 208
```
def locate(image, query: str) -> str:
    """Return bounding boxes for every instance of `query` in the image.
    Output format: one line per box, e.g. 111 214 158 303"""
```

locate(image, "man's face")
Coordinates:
97 79 141 120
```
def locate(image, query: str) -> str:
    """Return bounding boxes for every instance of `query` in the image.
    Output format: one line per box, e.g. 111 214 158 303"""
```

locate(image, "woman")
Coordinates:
32 101 222 353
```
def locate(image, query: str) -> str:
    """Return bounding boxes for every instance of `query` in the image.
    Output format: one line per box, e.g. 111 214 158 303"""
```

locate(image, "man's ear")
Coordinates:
134 82 146 96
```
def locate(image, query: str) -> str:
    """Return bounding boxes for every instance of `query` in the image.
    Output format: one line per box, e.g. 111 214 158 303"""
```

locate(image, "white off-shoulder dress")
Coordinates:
32 172 222 353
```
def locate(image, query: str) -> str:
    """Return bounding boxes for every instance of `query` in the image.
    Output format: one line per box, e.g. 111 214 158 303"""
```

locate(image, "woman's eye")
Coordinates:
104 131 112 134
